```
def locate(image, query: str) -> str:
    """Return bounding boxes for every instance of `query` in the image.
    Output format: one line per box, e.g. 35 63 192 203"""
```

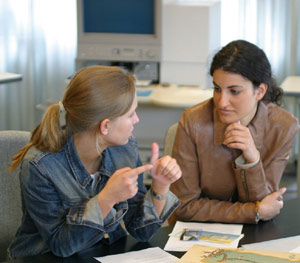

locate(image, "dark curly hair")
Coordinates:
210 40 283 106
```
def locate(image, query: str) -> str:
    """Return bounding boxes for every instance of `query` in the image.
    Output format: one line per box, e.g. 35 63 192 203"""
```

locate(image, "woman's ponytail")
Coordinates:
9 103 67 171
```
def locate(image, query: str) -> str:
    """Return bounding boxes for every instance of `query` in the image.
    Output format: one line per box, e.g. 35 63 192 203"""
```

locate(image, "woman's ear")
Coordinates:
256 83 268 101
99 119 110 136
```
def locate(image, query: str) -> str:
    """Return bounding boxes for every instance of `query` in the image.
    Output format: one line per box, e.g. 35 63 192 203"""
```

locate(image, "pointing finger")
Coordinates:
127 164 153 178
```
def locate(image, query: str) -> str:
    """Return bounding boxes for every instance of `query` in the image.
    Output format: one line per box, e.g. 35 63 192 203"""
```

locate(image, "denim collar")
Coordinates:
64 134 115 189
65 134 91 188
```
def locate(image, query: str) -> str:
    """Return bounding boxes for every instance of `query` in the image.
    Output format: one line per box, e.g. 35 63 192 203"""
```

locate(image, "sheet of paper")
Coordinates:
242 235 300 253
95 247 178 263
164 221 243 252
290 246 300 253
177 244 300 263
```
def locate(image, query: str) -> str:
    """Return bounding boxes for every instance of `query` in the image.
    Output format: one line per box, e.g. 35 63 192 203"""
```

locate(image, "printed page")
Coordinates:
178 244 300 263
164 221 243 252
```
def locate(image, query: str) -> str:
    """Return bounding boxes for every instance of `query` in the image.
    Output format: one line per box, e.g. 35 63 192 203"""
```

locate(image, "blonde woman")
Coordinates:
8 66 181 258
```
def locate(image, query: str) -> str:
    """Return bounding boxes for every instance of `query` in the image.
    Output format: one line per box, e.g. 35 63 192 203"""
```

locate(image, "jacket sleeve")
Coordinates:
171 118 259 224
233 116 299 202
124 184 179 242
21 161 122 257
171 110 299 224
123 147 180 242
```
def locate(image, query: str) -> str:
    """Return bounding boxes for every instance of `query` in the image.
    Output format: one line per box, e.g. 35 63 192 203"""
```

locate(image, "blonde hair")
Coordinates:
9 65 136 171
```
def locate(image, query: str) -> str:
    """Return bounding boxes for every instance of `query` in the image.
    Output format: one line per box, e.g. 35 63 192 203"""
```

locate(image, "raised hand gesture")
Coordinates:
150 142 182 187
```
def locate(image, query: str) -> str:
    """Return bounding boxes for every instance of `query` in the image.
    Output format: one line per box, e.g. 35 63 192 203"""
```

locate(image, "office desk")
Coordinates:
3 197 300 263
281 76 300 197
137 85 213 108
0 73 22 84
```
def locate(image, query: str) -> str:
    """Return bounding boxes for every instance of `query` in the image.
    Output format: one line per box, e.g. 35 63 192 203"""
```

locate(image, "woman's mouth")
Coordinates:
218 108 233 115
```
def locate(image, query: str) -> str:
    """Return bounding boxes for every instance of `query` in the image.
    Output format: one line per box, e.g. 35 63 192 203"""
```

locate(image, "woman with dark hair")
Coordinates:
170 40 299 224
8 65 181 259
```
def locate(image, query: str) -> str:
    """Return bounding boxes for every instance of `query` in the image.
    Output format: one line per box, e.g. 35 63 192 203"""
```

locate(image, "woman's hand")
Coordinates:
258 187 286 221
97 164 152 217
223 121 260 163
150 142 182 194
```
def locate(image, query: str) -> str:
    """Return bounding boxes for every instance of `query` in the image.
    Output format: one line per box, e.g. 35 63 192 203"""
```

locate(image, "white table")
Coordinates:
137 84 213 108
0 72 22 84
281 76 300 196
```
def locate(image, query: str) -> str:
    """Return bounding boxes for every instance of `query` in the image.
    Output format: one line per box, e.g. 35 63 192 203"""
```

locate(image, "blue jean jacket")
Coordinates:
8 135 179 258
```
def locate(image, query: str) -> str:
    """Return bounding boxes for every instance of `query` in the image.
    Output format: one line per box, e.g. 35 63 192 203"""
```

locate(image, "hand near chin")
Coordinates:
149 142 182 191
223 121 260 163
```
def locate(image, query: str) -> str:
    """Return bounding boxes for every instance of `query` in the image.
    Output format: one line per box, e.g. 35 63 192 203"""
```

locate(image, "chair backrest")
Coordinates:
0 130 30 261
164 123 178 156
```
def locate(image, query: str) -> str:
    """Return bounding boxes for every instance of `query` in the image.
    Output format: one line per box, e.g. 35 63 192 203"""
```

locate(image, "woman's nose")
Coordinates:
134 112 139 124
217 92 229 107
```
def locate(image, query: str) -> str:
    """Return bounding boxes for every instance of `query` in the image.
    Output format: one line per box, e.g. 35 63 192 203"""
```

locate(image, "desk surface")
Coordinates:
137 85 213 108
281 75 300 96
3 197 300 263
65 81 213 108
0 72 22 84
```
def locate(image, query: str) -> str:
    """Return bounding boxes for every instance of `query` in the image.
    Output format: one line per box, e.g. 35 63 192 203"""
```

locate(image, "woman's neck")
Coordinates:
74 131 103 174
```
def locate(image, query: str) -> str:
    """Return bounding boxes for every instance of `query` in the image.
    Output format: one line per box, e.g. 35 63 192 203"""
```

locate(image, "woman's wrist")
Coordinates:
245 150 260 164
151 180 170 196
97 191 116 213
150 188 169 200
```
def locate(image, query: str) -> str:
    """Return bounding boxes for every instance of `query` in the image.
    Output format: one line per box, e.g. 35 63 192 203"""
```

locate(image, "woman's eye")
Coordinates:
231 89 240 95
213 86 221 92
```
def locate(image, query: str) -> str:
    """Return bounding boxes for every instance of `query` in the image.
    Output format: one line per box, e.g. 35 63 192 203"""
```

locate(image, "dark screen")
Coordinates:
83 0 154 34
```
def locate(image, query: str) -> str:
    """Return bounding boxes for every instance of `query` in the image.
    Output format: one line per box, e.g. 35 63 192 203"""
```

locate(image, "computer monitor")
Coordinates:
76 0 162 64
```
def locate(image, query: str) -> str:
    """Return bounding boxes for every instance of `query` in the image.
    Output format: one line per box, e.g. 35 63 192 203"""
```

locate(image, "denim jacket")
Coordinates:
8 135 179 258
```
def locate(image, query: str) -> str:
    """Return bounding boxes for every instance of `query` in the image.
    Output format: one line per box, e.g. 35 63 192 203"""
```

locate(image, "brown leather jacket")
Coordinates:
170 98 299 224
